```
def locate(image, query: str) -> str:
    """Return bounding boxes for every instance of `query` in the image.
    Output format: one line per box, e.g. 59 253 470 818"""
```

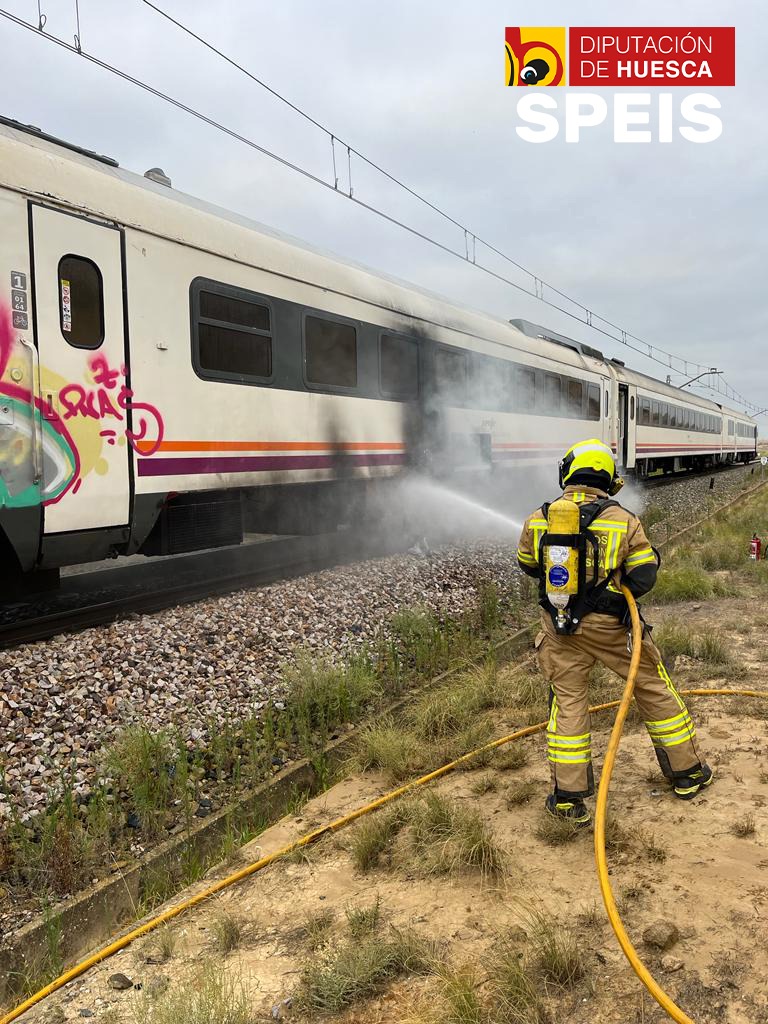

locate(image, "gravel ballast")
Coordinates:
0 463 759 823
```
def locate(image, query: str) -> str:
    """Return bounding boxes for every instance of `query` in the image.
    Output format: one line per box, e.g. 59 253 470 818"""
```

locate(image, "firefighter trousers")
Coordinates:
535 612 704 798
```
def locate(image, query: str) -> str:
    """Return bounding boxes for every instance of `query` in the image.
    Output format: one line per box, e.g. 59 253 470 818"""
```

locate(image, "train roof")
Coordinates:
0 117 755 425
3 117 578 363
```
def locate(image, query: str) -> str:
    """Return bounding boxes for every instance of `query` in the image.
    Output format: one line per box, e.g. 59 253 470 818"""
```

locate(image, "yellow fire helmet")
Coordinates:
559 438 624 495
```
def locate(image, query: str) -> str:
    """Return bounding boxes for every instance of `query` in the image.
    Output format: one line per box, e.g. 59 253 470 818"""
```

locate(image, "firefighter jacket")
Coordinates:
516 485 658 623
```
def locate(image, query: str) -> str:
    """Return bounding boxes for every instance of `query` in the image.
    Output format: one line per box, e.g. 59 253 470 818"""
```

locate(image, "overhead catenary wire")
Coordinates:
0 4 761 415
134 0 762 415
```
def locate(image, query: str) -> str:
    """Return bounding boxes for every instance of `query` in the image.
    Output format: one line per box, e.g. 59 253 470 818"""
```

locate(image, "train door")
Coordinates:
618 383 637 470
617 384 629 470
31 204 130 533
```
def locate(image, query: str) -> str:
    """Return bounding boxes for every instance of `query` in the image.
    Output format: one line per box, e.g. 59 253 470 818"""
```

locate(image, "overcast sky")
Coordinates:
1 0 764 415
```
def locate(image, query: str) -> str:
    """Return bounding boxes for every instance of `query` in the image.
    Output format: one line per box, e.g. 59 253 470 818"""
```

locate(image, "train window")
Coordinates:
630 396 635 420
544 373 561 413
651 401 660 426
516 366 536 411
566 379 583 417
604 390 609 418
471 355 510 412
192 279 273 383
661 403 668 427
587 383 600 421
305 315 357 389
200 291 270 331
435 347 467 404
728 419 734 434
669 406 677 428
639 397 650 425
380 334 418 399
58 255 104 349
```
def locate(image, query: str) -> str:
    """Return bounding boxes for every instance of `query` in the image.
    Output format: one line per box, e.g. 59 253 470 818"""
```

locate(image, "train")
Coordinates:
0 116 758 584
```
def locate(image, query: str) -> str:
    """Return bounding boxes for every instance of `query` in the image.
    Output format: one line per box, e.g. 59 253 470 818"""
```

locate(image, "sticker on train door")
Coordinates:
60 278 72 332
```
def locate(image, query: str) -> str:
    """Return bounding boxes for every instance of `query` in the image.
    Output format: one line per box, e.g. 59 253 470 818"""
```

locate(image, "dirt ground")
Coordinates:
20 595 768 1024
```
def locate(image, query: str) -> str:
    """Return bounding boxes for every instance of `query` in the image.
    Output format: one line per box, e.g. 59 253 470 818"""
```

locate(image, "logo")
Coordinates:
506 26 735 143
505 28 566 86
548 565 570 589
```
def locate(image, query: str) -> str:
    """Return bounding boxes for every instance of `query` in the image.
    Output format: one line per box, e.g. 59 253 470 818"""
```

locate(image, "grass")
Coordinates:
471 775 499 795
417 934 546 1024
351 794 509 880
143 923 178 964
528 913 585 987
133 959 252 1024
505 781 538 806
352 717 421 782
297 927 441 1013
345 895 382 938
650 564 715 604
409 793 509 879
534 813 584 846
210 907 244 955
493 745 529 771
639 831 668 863
731 813 756 837
301 908 337 951
350 804 409 873
351 663 513 786
489 935 547 1023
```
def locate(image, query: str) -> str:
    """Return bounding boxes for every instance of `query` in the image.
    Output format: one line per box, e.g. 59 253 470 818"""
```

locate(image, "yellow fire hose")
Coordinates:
3 603 767 1024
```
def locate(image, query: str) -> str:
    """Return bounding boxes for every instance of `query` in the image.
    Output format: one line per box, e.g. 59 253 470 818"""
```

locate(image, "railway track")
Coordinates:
640 459 758 488
0 461 757 650
0 531 404 649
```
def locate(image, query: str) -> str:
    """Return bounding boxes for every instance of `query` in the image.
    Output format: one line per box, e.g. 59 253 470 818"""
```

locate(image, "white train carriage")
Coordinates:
610 364 757 476
0 117 757 581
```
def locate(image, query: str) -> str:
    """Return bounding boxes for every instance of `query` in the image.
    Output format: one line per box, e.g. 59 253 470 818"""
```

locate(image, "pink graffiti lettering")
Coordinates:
57 357 164 457
90 354 120 390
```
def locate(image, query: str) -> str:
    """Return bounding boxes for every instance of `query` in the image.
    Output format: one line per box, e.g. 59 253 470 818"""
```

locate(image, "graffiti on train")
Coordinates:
0 306 164 509
57 353 165 458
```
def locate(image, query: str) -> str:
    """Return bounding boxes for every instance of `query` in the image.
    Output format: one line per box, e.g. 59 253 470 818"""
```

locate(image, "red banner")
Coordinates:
569 27 735 87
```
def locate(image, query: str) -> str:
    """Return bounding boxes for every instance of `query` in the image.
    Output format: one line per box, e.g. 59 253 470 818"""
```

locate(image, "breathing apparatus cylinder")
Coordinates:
543 496 581 632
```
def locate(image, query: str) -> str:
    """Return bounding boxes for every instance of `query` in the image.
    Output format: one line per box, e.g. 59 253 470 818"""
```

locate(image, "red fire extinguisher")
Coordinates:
750 534 762 560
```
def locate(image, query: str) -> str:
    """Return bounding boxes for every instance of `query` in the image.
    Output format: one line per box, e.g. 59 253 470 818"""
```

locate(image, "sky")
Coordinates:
0 0 764 416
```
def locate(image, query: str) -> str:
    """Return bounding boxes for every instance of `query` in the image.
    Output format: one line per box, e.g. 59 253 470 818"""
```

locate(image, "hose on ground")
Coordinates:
2 659 765 1023
594 587 694 1023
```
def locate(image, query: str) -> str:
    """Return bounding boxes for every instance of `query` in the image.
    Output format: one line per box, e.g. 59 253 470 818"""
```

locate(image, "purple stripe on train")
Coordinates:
136 453 407 476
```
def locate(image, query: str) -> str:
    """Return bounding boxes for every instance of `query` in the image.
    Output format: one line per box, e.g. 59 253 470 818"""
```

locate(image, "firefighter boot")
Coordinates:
545 793 591 826
673 764 714 800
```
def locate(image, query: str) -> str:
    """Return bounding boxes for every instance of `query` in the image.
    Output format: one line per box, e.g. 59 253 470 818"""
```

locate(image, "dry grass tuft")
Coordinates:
506 781 538 807
528 913 585 988
345 895 382 939
410 793 509 879
297 927 441 1013
493 745 530 771
534 812 584 847
143 923 178 964
350 804 409 873
471 775 499 796
731 813 756 838
301 908 336 950
210 907 245 955
133 960 251 1024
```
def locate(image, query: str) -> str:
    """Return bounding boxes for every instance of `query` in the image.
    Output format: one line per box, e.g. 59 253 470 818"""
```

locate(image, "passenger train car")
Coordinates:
0 117 757 581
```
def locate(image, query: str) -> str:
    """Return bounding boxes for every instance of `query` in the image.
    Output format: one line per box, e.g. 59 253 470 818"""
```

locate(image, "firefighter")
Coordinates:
516 439 713 825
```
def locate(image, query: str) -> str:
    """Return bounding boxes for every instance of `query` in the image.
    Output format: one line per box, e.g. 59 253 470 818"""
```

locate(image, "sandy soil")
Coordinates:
19 595 768 1024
